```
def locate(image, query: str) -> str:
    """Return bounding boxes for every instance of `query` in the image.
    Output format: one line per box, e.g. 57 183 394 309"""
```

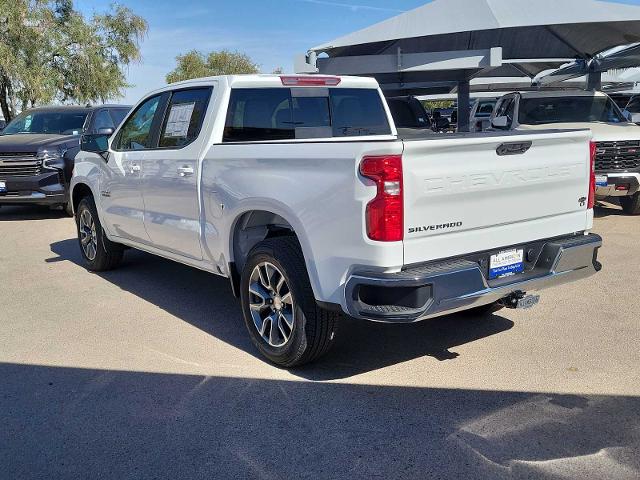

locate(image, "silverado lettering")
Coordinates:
409 222 463 234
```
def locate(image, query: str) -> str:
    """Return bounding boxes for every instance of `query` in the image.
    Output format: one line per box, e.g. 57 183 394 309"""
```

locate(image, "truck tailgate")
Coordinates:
402 130 593 265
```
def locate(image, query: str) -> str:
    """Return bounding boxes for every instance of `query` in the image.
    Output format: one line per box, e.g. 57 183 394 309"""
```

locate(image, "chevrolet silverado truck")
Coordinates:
490 90 640 214
71 75 602 367
0 105 129 214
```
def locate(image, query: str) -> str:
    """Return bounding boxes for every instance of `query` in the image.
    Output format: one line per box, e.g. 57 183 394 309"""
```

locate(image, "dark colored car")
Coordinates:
0 105 130 214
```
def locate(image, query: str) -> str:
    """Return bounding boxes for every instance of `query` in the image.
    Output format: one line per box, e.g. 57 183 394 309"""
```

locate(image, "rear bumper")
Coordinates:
344 233 602 323
595 172 640 198
0 171 67 206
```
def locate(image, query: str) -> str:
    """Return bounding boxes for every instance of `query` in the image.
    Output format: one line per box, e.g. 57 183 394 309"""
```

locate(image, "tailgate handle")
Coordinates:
496 141 532 156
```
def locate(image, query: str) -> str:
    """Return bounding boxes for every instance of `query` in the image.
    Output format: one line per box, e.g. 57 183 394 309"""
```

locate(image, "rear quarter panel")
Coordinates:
200 141 404 304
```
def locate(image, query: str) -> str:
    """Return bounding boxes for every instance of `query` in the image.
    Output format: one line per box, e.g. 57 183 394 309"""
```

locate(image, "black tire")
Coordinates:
64 202 74 217
240 237 339 367
461 301 504 317
620 193 640 215
75 196 124 272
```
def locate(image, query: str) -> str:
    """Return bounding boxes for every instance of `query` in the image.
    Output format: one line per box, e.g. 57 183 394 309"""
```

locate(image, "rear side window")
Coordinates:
159 88 212 148
223 87 391 142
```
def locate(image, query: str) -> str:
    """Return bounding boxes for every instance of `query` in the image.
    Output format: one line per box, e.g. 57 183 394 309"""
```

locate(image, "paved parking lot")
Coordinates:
1 203 639 480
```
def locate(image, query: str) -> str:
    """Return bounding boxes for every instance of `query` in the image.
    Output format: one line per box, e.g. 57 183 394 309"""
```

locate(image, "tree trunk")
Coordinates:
0 76 14 122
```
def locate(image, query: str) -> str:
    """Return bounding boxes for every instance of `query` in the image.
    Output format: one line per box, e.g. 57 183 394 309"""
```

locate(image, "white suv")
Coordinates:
491 90 640 215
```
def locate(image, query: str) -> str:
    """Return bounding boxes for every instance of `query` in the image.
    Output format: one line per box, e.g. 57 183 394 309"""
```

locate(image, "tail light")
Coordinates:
360 155 403 242
588 141 597 209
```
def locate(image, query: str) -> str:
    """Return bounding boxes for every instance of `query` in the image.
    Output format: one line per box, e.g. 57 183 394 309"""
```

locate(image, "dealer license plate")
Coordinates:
596 175 608 187
0 181 6 193
489 249 524 280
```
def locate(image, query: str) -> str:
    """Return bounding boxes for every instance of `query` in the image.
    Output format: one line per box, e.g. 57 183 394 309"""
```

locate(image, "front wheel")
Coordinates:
76 196 124 271
240 237 339 367
620 192 640 215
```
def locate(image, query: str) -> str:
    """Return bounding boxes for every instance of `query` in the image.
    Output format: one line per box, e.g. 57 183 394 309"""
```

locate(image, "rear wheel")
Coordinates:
76 196 124 271
620 192 640 215
240 237 339 367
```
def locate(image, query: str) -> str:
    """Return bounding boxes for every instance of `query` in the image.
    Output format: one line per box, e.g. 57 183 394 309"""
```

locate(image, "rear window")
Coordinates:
223 88 391 142
518 96 626 125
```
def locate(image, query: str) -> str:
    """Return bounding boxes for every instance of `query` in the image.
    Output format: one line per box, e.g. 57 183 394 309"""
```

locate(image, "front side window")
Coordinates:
159 88 212 148
92 110 115 132
518 96 627 125
115 95 161 150
3 110 88 135
223 87 391 142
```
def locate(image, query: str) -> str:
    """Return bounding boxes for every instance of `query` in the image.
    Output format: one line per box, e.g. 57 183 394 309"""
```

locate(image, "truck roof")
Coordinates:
160 74 380 93
20 104 131 113
515 90 608 99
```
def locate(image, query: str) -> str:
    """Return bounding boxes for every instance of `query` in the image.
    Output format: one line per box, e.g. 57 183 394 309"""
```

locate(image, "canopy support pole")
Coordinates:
587 71 602 91
457 80 471 132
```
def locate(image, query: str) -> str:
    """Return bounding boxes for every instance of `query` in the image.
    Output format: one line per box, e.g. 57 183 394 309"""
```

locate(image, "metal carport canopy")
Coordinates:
301 0 640 130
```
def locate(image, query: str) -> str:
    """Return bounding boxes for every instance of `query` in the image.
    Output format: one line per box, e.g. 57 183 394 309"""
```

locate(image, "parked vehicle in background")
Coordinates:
470 98 498 132
72 74 602 367
386 96 432 131
623 95 640 124
491 90 640 215
0 105 130 214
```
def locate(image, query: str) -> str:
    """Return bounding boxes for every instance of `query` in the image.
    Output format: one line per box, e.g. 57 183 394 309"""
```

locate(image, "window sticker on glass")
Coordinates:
164 102 195 138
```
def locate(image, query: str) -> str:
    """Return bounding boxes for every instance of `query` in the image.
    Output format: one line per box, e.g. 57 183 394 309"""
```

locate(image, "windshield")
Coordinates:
518 96 626 125
2 110 88 135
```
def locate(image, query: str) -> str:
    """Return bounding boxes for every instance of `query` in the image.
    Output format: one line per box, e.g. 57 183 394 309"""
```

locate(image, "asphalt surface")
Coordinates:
0 202 639 480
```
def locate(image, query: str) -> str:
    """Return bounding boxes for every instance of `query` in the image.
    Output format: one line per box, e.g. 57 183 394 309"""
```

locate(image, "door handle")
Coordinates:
177 166 195 177
130 164 141 174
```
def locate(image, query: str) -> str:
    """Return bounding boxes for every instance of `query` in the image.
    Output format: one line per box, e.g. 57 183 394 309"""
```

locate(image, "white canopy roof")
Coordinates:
312 0 640 57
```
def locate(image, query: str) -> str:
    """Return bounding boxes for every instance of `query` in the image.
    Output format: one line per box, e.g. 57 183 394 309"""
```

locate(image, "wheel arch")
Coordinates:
71 182 95 216
227 208 318 299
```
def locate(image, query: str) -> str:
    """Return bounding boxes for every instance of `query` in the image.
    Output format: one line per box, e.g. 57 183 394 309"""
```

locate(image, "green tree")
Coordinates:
0 0 147 121
166 49 260 84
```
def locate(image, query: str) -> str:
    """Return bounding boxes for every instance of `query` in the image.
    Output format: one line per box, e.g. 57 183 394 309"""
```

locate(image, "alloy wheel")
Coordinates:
248 262 295 347
79 209 98 261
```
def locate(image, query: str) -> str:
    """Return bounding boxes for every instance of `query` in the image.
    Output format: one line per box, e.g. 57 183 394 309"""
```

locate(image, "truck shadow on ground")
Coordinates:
48 238 514 381
1 362 639 480
0 205 68 221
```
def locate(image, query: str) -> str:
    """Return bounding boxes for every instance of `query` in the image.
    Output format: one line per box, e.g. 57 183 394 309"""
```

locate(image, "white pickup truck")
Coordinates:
71 75 602 367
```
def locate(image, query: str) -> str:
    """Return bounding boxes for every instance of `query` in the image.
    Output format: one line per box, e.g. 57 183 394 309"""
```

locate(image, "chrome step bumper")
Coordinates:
344 234 602 323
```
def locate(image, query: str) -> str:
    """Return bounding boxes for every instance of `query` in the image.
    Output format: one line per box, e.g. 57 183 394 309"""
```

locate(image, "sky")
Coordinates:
74 0 640 105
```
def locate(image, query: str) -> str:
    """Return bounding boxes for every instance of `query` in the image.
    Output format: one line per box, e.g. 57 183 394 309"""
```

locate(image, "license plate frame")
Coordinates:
489 248 525 280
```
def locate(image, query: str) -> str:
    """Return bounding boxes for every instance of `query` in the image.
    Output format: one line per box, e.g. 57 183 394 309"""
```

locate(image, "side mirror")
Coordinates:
491 116 509 129
81 134 110 161
96 127 114 135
